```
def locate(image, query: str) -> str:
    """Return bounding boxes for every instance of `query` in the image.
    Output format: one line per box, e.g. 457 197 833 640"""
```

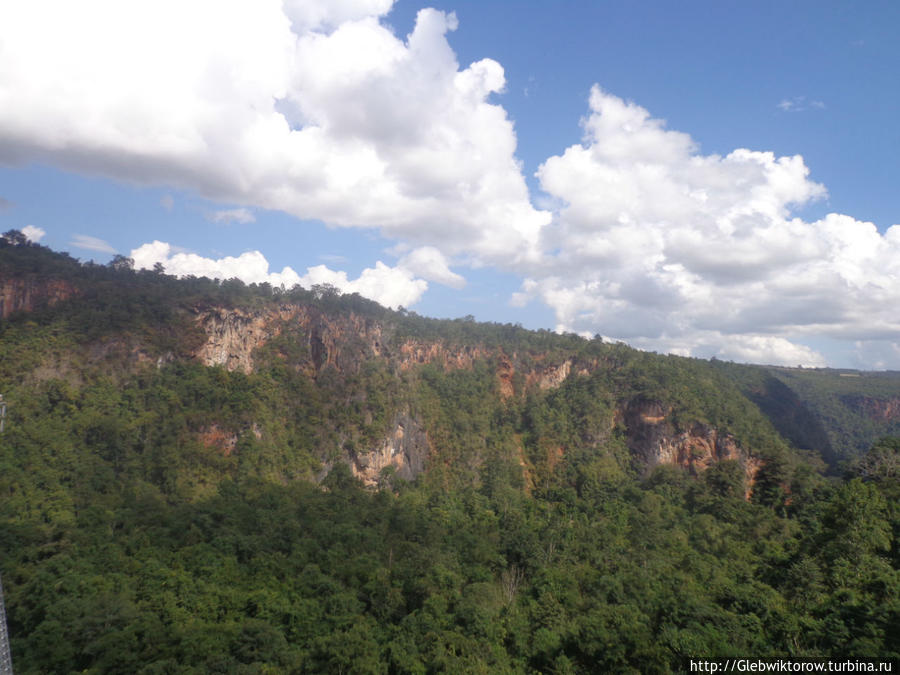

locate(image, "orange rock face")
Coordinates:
624 399 762 499
0 278 77 319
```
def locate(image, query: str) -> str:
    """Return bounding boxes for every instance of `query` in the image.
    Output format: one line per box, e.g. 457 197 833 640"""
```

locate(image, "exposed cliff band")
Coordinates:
192 305 766 494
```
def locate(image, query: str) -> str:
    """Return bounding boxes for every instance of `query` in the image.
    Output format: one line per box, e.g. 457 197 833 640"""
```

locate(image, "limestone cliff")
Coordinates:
195 304 388 376
191 304 594 487
623 398 761 496
194 304 582 397
349 412 429 487
0 278 77 319
0 240 878 503
841 395 900 423
528 358 574 390
195 305 303 374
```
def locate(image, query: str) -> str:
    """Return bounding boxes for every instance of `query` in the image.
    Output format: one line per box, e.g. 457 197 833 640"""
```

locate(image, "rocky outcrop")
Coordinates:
623 398 761 497
497 353 516 399
197 423 262 457
528 359 573 390
656 425 743 474
842 395 900 423
198 424 239 456
195 305 303 374
350 412 429 487
195 304 588 404
397 340 489 372
0 278 76 319
196 305 391 376
307 313 386 373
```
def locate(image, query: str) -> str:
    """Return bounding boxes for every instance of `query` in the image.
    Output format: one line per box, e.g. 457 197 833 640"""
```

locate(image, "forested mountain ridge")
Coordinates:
1 233 898 672
2 234 896 485
0 236 788 495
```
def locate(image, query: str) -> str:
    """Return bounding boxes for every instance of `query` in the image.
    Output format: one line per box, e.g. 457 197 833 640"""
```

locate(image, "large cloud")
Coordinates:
521 87 900 366
131 240 427 309
3 3 899 367
0 0 547 265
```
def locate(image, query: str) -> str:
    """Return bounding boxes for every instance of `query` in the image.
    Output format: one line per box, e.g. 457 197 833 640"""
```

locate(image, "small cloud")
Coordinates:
398 246 466 289
0 197 12 210
710 335 826 368
523 75 536 98
777 99 796 112
206 207 255 224
319 253 349 264
301 262 427 309
777 96 825 113
160 194 174 211
70 234 116 254
21 225 45 242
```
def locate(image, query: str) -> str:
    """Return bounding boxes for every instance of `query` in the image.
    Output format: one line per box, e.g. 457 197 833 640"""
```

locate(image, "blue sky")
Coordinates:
1 1 898 368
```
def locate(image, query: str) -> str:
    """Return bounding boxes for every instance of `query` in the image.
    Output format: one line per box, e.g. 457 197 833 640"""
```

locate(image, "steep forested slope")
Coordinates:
0 235 898 672
711 361 900 469
767 367 900 460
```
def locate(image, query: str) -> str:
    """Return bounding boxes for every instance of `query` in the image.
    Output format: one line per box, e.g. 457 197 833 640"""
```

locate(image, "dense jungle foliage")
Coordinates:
0 235 898 672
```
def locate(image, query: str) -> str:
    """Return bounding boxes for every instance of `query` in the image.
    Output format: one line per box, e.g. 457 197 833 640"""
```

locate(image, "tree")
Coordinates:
108 254 134 272
851 437 900 482
1 229 28 247
820 478 891 586
312 283 340 300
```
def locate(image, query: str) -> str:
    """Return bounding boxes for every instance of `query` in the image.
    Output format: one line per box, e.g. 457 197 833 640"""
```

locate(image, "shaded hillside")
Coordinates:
710 362 837 466
709 359 900 471
1 234 898 671
767 367 900 464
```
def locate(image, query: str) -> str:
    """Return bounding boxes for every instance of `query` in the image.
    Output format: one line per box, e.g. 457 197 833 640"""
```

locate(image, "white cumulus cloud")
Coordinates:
524 87 900 367
397 246 465 289
131 240 426 309
0 0 548 264
300 262 427 308
21 225 45 242
282 0 394 33
132 240 301 287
